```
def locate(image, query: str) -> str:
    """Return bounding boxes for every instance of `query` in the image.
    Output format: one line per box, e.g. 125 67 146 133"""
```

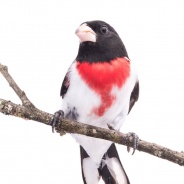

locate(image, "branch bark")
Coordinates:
0 64 34 108
0 63 184 166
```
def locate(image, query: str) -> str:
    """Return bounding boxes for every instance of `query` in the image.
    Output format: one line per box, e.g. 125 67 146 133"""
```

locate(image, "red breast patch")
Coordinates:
76 57 130 116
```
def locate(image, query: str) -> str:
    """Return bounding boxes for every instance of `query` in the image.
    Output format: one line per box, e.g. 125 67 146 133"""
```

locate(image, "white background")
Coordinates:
0 0 184 183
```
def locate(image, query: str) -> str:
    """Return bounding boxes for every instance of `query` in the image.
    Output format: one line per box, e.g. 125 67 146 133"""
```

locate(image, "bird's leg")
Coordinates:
125 132 139 155
50 110 65 134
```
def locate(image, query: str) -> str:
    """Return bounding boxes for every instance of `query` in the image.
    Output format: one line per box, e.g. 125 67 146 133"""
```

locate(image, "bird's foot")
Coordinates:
50 110 65 135
125 132 139 155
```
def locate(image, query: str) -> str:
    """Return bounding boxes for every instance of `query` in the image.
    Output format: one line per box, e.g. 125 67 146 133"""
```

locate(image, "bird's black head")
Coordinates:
75 20 128 63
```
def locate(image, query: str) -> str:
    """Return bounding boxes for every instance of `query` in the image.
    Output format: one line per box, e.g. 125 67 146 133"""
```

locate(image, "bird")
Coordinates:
50 20 139 184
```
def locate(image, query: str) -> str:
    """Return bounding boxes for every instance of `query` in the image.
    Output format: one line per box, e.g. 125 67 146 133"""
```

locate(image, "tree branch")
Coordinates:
0 63 184 166
0 63 34 108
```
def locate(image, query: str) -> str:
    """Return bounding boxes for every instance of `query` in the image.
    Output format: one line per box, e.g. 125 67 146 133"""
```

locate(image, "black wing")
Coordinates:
128 81 139 114
60 71 70 98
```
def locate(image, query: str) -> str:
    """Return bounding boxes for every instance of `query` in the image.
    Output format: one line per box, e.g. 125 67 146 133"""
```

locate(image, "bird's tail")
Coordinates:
80 144 130 184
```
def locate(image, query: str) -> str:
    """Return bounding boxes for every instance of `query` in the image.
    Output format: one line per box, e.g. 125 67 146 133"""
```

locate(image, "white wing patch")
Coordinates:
103 156 128 184
83 157 100 184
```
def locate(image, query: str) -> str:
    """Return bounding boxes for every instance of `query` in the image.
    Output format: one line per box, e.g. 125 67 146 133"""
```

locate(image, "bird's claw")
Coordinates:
50 110 64 133
125 132 139 155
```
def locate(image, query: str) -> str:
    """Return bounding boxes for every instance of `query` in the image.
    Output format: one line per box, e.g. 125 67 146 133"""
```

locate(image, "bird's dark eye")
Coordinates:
100 25 109 35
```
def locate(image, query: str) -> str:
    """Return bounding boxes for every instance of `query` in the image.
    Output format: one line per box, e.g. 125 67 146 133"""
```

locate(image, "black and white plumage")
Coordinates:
54 20 139 184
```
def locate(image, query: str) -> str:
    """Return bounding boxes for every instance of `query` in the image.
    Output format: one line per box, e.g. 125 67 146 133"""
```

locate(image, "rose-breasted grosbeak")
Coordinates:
51 20 139 184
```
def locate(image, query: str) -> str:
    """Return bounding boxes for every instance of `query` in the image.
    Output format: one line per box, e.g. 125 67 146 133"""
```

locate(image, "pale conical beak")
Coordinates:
75 23 96 43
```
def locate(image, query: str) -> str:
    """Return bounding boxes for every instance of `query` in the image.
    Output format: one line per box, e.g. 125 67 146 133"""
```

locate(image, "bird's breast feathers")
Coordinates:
62 57 137 129
76 57 130 116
